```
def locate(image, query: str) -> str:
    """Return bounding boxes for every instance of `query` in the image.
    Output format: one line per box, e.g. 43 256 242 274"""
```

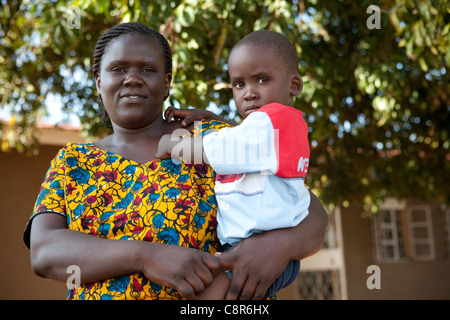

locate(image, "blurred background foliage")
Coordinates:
1 0 449 211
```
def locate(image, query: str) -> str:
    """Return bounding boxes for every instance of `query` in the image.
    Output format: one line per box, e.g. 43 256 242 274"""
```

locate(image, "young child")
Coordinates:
157 30 310 299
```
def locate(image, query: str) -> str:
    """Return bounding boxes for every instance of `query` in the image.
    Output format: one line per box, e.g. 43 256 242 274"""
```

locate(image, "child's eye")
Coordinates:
233 81 244 89
142 67 155 73
257 78 269 84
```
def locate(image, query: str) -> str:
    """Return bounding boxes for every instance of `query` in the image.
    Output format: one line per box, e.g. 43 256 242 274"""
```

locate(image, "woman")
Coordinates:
24 22 327 300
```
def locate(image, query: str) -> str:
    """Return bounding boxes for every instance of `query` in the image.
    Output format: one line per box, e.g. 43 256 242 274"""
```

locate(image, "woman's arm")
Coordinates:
279 191 328 260
217 190 328 300
30 213 220 299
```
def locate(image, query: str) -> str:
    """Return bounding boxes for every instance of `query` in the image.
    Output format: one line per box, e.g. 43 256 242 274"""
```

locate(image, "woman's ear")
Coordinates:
95 74 101 91
164 73 172 99
95 74 103 102
290 74 303 96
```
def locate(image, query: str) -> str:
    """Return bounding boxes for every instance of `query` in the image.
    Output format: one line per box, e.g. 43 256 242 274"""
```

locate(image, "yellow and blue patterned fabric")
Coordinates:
24 120 230 300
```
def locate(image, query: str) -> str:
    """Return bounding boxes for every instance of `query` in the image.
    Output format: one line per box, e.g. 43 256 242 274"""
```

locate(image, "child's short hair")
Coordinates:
231 30 299 74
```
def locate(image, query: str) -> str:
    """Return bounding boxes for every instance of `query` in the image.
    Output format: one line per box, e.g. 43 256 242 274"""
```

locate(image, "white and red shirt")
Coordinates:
203 103 311 245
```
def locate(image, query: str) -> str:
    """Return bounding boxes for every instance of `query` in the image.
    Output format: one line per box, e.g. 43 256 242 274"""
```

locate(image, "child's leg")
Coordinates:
191 271 231 300
263 260 301 299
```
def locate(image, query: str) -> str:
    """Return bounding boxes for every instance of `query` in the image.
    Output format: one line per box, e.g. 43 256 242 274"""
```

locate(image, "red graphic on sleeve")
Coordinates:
257 103 310 178
216 173 244 184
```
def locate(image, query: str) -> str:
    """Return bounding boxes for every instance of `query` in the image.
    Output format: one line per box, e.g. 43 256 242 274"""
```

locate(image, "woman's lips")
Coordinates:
120 94 147 103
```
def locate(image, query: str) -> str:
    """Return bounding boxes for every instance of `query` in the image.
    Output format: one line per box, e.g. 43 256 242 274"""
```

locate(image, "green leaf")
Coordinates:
418 57 428 72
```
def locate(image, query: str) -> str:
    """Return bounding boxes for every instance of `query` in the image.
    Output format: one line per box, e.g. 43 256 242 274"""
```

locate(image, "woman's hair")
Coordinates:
92 22 172 128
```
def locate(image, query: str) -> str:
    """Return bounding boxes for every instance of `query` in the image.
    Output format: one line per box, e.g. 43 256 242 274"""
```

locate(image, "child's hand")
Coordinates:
156 133 176 159
164 106 207 127
217 233 288 300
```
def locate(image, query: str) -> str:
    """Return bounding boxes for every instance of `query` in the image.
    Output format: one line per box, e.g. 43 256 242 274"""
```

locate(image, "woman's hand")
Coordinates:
140 244 220 299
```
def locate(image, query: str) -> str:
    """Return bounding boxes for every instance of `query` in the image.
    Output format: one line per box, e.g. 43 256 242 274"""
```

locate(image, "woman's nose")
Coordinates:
123 70 143 87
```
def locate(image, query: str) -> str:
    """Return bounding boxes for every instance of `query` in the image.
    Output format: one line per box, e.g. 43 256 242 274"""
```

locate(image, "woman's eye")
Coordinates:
111 66 126 72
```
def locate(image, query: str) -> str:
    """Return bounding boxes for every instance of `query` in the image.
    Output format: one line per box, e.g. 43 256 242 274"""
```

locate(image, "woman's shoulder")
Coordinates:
55 142 99 159
192 119 232 137
65 142 96 152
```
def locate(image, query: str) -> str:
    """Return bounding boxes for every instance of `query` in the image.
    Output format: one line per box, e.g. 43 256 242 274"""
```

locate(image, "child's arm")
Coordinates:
158 106 236 164
160 111 278 172
164 106 236 127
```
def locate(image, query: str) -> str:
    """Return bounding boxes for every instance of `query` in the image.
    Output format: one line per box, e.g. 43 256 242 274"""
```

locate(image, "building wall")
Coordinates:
1 145 68 299
341 203 450 299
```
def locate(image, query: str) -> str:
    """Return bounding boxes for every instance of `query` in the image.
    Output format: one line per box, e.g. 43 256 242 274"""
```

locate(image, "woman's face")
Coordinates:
96 33 171 129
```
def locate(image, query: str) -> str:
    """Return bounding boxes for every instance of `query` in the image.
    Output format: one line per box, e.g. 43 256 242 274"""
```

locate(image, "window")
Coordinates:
297 270 342 300
371 199 435 262
406 205 435 260
372 207 407 261
442 205 450 258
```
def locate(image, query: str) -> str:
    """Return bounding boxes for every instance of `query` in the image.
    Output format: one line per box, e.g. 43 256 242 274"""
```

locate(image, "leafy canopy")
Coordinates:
1 0 448 210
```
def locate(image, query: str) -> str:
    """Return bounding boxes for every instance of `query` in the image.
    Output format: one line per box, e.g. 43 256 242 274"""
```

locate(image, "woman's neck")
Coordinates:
111 117 167 145
95 117 186 164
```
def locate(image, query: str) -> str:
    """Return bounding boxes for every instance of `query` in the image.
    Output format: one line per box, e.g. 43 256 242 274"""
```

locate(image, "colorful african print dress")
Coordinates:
24 120 230 300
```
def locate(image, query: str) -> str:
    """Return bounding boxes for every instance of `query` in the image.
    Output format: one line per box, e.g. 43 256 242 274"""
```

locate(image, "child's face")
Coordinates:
228 44 302 118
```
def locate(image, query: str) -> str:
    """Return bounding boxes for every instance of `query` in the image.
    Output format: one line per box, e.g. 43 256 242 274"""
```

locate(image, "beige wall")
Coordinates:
1 145 67 299
340 203 450 299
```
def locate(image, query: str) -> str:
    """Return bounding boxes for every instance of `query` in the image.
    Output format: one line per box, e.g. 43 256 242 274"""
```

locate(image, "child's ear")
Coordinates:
290 74 303 96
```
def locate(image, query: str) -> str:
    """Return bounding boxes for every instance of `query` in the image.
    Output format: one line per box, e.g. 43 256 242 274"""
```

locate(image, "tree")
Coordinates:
1 0 448 210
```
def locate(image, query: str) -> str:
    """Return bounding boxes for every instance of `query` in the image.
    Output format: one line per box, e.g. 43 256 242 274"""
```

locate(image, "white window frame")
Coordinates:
372 198 407 262
406 205 435 261
443 205 450 258
371 199 437 262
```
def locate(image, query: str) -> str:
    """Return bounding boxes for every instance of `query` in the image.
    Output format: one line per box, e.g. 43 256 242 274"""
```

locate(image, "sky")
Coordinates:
0 93 82 126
